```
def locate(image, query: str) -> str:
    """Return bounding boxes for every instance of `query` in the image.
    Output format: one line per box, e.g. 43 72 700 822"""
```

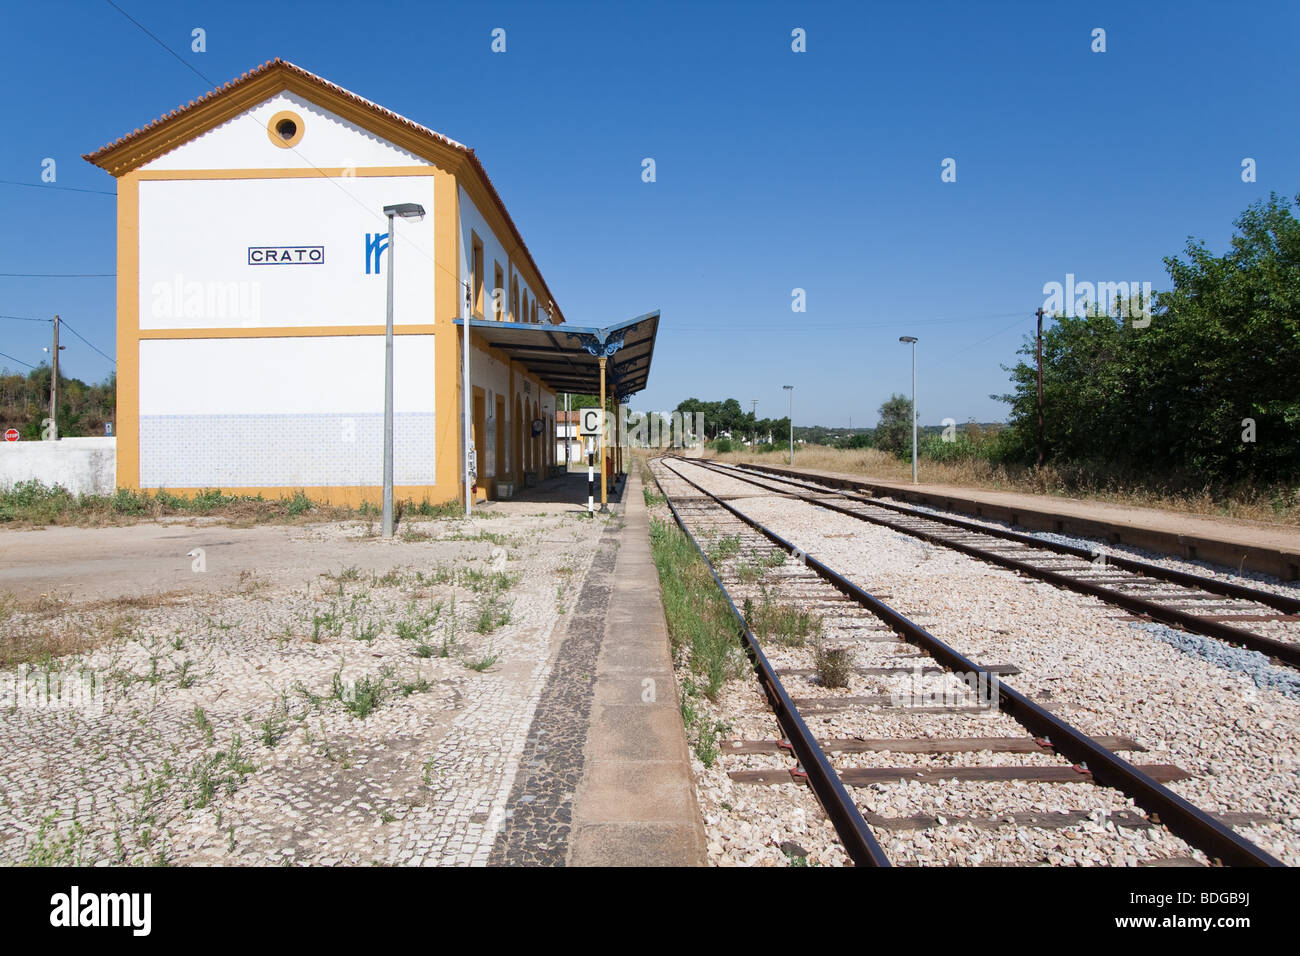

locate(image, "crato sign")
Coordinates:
247 245 324 265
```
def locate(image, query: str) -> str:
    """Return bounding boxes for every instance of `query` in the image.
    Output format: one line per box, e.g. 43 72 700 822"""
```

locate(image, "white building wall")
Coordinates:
457 185 551 323
472 347 509 478
138 174 436 331
143 92 431 171
138 336 435 487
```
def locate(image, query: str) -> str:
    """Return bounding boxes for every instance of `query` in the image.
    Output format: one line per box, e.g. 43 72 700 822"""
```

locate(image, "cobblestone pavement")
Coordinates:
0 507 614 866
489 520 621 865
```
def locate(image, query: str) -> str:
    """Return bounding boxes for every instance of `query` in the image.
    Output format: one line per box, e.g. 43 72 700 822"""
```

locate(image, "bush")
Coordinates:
836 433 873 450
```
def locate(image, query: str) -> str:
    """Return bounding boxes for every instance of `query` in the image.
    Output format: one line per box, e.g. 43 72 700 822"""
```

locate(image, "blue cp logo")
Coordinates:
364 232 389 275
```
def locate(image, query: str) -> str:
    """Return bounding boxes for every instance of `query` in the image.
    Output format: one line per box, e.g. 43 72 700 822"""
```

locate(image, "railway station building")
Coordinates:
85 59 657 506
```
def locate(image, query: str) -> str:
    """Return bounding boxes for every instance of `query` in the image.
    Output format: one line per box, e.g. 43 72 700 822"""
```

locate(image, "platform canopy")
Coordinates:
454 310 659 398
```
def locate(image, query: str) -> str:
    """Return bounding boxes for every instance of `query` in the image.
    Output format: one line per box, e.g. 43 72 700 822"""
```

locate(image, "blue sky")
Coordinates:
2 0 1296 427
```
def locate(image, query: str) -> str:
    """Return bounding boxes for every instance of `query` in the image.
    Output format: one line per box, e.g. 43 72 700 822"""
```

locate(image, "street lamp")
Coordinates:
381 202 426 538
783 385 794 464
899 336 918 483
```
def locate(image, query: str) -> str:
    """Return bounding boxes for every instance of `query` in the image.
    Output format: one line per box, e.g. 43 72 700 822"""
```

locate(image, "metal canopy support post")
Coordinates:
598 355 608 512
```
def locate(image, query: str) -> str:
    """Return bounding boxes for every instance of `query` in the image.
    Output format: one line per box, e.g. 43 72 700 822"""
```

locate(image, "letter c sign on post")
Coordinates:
579 408 603 437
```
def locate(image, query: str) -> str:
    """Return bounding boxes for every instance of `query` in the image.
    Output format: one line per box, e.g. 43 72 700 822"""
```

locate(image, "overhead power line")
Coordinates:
0 350 36 370
58 318 117 365
0 179 116 196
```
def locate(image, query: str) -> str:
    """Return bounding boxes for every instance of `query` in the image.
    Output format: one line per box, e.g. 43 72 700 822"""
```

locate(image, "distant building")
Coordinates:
556 409 583 464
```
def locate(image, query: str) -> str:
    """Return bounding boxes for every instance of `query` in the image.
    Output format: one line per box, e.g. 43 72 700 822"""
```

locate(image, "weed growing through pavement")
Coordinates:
398 671 431 695
474 593 512 634
258 705 289 747
189 733 256 809
332 668 385 719
192 705 214 744
24 811 87 866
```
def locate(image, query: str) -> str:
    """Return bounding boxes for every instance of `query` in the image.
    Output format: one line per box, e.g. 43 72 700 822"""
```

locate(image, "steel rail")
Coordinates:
662 457 1283 867
732 461 1300 614
648 458 890 866
700 460 1300 669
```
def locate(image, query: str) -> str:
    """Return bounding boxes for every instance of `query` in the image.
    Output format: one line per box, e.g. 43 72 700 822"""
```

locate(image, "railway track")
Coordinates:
650 456 1283 867
695 458 1300 669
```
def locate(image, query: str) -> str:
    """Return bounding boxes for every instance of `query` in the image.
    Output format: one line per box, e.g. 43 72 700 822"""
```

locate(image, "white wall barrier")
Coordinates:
0 437 117 496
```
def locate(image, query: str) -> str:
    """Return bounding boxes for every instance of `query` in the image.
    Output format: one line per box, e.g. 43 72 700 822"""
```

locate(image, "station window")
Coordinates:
493 262 504 321
531 299 537 324
471 233 484 317
522 289 529 325
511 277 520 323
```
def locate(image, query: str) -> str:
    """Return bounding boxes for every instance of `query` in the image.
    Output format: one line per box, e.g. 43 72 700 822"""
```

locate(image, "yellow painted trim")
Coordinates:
266 110 305 148
434 166 462 500
136 166 434 180
116 171 140 491
137 325 441 339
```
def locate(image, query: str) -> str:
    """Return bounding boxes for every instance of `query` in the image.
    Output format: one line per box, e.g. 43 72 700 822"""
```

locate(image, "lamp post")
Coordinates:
381 202 426 538
783 385 794 464
899 336 917 483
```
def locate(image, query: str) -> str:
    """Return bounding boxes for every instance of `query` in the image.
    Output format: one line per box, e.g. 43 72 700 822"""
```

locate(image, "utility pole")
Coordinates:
49 314 60 440
750 399 757 448
1036 307 1045 468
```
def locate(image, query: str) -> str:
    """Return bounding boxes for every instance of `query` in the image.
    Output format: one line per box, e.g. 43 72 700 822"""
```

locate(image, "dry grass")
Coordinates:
1 608 137 669
713 445 1300 527
0 589 198 668
0 481 461 530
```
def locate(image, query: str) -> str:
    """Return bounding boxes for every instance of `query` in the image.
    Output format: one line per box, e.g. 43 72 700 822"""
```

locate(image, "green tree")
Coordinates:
996 193 1300 484
874 393 913 457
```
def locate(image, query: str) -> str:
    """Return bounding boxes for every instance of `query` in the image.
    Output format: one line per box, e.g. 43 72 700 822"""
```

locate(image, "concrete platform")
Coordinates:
568 470 707 866
743 462 1300 581
484 468 706 866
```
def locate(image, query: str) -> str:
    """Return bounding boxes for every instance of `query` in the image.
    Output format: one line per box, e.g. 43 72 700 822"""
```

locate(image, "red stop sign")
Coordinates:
4 429 18 442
